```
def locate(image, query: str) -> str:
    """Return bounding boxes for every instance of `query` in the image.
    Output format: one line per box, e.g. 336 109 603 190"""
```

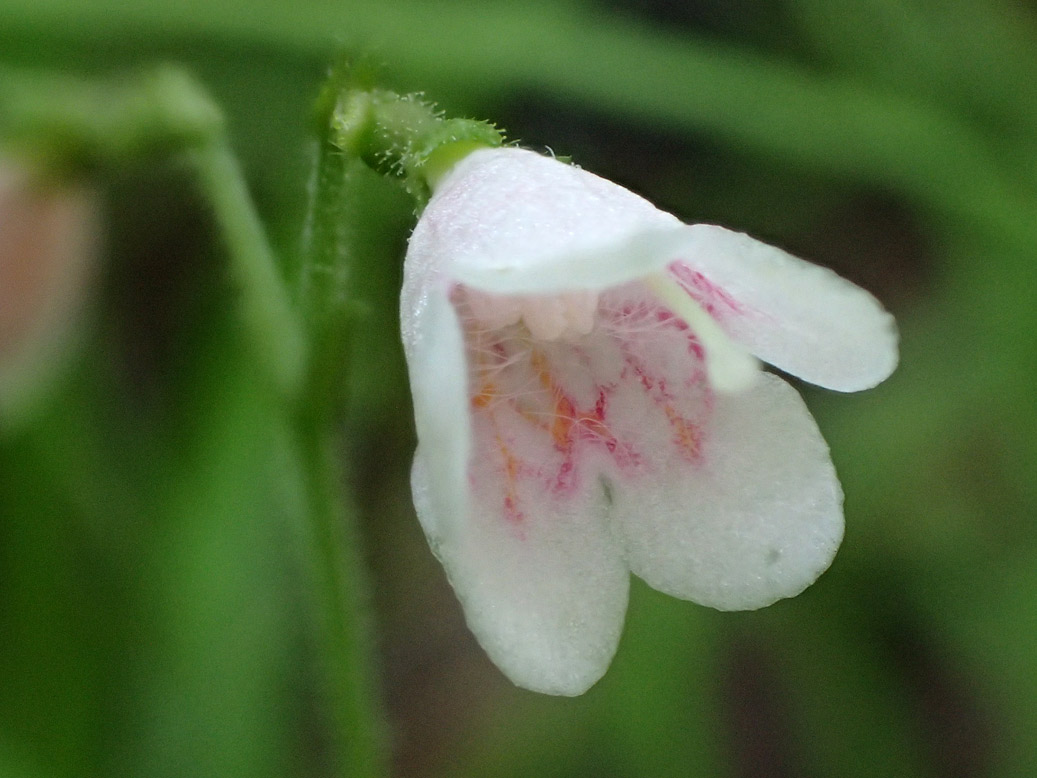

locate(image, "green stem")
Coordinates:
296 137 359 334
188 139 307 398
294 412 388 778
294 88 396 778
194 85 387 777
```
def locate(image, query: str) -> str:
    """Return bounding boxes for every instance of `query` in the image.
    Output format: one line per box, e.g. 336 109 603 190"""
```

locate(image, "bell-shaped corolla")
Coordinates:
400 148 897 695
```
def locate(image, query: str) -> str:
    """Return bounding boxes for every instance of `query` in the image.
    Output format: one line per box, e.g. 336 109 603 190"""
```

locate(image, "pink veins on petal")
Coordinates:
669 261 746 320
458 279 715 530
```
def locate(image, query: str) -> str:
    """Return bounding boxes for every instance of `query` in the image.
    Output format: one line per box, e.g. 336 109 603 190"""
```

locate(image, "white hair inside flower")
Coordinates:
400 146 898 696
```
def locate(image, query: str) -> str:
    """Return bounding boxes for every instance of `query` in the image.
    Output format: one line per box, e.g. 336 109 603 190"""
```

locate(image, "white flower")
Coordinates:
401 147 897 696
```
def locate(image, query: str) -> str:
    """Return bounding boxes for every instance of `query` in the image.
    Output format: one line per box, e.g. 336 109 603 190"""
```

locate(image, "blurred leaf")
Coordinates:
789 0 1037 137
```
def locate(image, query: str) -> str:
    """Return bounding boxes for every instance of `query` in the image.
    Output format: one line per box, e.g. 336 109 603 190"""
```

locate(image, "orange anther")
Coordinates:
664 404 701 460
551 396 576 447
471 381 497 408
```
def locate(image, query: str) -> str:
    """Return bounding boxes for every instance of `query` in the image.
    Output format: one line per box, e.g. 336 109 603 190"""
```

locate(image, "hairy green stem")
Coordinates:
295 101 394 778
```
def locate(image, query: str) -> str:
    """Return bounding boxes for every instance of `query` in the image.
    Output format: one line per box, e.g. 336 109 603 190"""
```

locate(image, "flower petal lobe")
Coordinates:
674 224 898 391
611 372 844 611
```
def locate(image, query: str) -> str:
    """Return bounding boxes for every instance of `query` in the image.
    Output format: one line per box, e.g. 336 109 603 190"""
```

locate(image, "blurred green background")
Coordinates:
2 1 1036 776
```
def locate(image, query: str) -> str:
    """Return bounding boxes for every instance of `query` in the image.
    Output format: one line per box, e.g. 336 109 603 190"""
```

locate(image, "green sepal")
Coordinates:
316 65 504 207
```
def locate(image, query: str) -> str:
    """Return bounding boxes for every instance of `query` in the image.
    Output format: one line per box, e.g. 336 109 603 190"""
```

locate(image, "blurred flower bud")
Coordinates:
0 157 100 418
